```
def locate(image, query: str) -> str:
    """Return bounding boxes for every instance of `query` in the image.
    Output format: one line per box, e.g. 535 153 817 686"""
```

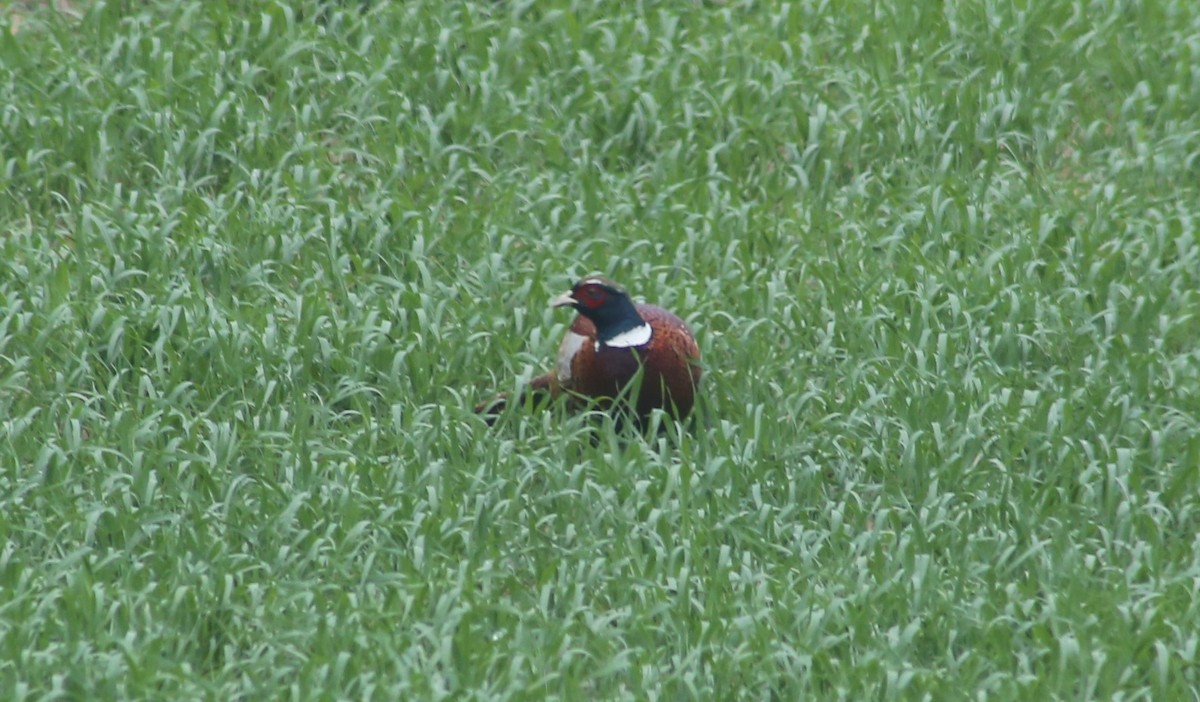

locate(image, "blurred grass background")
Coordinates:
2 0 1199 699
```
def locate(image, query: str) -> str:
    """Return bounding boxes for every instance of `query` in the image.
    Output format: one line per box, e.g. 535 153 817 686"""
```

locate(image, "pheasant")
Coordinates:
475 277 702 426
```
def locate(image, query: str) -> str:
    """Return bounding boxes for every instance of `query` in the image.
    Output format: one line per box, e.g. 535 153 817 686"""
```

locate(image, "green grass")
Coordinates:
2 0 1200 698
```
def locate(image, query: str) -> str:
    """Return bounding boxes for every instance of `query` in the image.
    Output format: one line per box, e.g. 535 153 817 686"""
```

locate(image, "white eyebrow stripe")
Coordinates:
581 278 605 286
601 322 652 349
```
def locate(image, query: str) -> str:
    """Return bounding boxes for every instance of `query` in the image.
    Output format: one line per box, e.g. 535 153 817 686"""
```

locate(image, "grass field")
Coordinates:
3 0 1200 699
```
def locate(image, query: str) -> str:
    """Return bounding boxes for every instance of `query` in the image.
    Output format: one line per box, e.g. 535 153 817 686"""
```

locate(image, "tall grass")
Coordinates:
2 0 1199 698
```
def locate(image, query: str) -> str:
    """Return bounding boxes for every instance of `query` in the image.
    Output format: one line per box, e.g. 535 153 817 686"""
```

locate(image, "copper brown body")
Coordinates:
551 304 701 420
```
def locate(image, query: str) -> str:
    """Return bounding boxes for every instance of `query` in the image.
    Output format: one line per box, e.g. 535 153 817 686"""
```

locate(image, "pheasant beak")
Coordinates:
550 291 578 308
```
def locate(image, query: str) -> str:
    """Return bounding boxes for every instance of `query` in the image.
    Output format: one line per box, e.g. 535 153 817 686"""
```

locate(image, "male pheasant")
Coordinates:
475 277 702 425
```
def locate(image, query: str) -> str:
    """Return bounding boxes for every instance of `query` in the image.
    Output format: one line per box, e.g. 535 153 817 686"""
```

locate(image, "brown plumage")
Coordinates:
475 277 703 426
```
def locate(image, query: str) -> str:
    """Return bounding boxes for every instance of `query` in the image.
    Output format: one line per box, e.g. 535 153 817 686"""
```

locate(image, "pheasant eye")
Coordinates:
577 285 607 308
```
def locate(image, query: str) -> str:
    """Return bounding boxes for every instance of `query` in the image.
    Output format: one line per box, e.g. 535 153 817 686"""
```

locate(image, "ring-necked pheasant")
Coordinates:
475 277 702 426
